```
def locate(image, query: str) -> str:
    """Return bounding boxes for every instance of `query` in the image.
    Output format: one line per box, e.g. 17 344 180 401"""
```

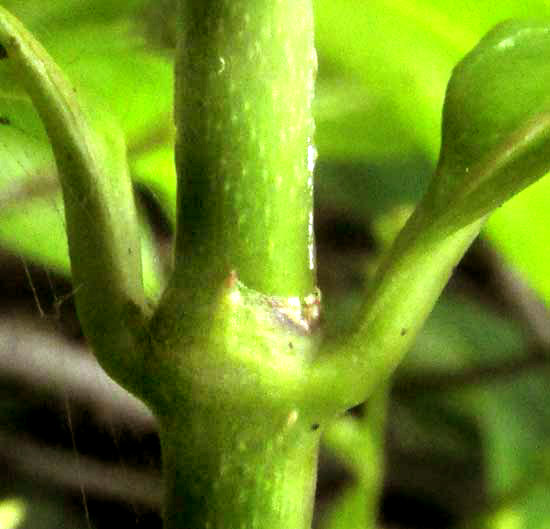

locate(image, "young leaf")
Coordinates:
428 19 550 236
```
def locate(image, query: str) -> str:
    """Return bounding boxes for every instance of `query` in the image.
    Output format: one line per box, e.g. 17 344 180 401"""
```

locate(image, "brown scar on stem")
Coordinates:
0 43 7 59
268 289 321 335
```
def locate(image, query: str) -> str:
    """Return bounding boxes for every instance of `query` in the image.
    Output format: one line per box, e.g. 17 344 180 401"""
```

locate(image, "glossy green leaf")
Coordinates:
1 0 147 28
0 193 70 273
0 178 162 300
0 0 174 185
0 0 152 97
313 79 421 163
46 24 173 145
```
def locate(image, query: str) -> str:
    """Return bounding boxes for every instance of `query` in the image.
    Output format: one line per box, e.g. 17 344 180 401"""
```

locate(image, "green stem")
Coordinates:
174 0 316 295
307 202 484 413
159 406 320 529
321 384 389 529
144 260 323 529
152 0 317 344
151 0 319 350
362 385 389 528
0 6 149 393
134 1 323 525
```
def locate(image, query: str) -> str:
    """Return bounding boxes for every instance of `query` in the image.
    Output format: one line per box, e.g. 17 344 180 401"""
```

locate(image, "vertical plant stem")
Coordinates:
148 2 323 527
160 407 320 529
173 0 316 297
153 0 318 343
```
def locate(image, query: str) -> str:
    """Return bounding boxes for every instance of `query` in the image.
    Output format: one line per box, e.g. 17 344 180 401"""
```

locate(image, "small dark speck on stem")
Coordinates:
0 44 7 59
400 328 408 336
311 424 320 431
0 116 10 125
288 342 294 349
